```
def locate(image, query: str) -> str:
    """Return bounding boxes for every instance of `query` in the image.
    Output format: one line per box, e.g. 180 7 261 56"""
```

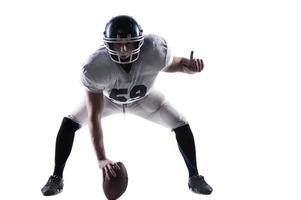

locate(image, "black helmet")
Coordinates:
103 15 144 64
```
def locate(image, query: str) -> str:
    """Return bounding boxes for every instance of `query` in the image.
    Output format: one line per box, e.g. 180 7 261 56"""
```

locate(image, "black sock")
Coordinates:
53 117 81 178
173 124 199 178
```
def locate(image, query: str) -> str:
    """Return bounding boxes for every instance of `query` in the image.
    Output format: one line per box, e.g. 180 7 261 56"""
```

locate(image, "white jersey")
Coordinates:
81 34 172 104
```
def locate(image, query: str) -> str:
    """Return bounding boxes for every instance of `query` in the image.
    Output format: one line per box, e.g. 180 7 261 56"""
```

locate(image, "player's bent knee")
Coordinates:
171 121 189 132
66 115 83 129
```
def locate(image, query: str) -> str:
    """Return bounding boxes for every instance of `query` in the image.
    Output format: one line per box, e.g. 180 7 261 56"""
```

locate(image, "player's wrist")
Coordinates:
98 157 108 162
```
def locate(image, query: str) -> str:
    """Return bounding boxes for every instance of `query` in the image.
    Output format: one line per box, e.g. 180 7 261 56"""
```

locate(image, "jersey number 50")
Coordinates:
109 85 147 102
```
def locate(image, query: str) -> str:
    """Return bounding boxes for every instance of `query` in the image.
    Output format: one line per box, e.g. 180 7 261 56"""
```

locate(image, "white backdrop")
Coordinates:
0 0 300 199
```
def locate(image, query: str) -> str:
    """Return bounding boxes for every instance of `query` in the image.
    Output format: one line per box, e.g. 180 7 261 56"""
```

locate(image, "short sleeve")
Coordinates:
149 34 173 71
162 38 172 67
81 67 104 93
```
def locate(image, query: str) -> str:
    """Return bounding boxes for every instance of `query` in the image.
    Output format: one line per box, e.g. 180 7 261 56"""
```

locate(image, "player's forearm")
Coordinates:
164 57 183 73
88 118 107 161
164 57 192 73
164 55 203 74
175 57 194 74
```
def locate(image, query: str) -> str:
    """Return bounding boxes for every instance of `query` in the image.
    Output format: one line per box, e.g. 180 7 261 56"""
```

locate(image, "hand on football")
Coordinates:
99 159 121 179
182 50 204 74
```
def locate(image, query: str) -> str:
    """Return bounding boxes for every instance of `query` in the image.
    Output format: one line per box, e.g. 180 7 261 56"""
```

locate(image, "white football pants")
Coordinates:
67 90 187 131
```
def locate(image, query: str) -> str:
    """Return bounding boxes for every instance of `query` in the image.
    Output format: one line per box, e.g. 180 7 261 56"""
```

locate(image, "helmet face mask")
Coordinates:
103 15 144 64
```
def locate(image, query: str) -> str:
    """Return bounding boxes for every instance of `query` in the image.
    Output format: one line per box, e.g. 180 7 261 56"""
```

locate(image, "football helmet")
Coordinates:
103 15 144 64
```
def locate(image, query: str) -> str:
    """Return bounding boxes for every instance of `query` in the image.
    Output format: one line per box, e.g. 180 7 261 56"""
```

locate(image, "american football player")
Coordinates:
41 15 213 196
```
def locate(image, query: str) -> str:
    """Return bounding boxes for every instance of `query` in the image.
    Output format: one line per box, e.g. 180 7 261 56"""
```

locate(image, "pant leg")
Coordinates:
127 90 188 130
67 96 122 126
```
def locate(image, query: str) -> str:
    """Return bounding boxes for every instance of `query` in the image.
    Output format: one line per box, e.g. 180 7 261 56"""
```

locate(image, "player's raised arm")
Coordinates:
163 50 204 74
85 90 120 178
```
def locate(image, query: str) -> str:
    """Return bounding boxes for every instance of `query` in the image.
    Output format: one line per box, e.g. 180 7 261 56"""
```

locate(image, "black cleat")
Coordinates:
188 175 213 195
41 175 64 196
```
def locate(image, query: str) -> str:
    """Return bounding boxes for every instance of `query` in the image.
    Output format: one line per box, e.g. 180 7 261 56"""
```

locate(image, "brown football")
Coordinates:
103 161 128 200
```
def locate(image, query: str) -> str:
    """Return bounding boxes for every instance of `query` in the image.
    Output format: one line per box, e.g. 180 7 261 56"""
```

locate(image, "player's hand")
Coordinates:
182 50 204 74
99 159 121 179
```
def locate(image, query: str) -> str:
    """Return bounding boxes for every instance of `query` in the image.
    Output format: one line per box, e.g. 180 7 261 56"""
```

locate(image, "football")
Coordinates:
103 161 128 200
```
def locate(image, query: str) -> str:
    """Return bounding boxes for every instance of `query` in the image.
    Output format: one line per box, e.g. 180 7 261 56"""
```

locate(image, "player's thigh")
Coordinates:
129 91 188 130
67 96 122 126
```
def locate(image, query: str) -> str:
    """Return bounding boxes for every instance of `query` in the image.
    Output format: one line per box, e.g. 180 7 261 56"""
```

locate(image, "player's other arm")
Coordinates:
85 90 120 177
163 51 204 74
86 90 107 160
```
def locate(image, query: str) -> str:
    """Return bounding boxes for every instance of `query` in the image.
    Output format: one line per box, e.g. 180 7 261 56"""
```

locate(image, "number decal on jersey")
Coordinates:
130 85 147 99
109 85 147 102
109 88 128 102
